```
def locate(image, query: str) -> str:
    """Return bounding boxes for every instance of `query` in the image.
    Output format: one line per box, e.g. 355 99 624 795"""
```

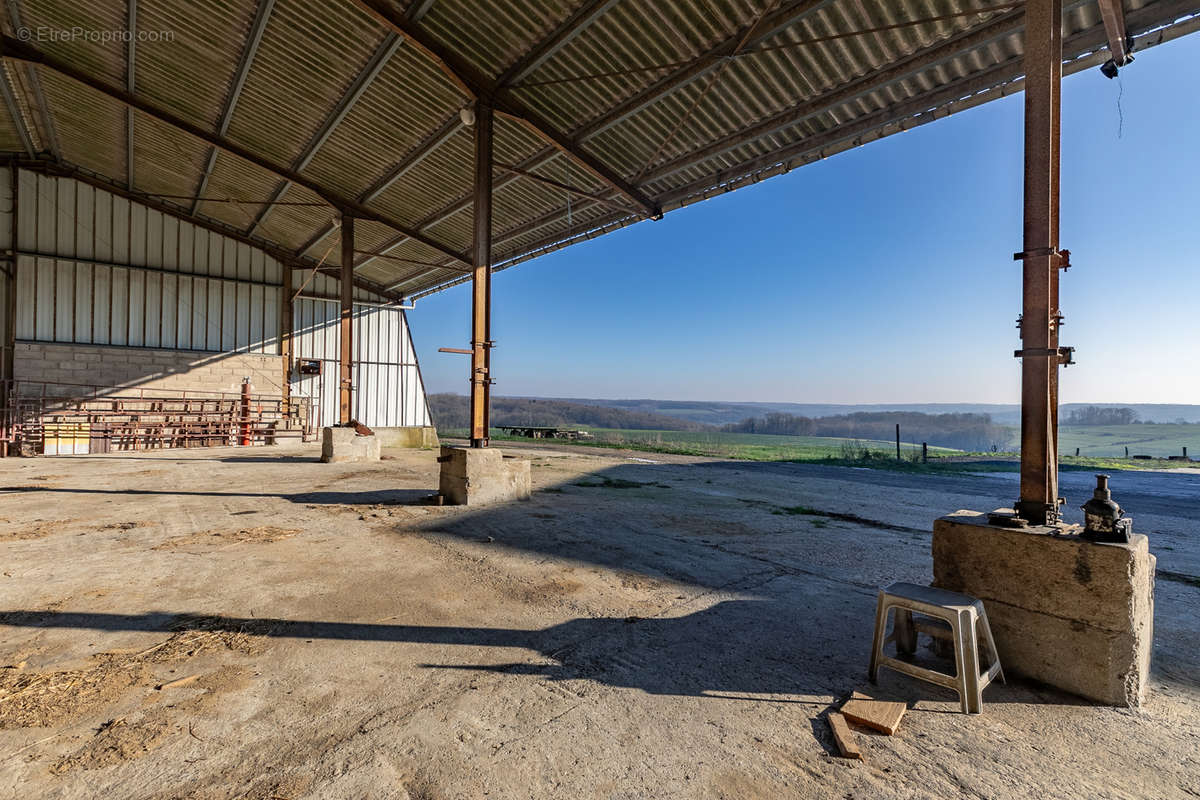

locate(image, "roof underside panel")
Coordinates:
223 0 391 167
0 0 1194 300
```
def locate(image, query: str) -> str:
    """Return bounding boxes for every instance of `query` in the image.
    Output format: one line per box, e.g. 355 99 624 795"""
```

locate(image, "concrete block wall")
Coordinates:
14 341 285 397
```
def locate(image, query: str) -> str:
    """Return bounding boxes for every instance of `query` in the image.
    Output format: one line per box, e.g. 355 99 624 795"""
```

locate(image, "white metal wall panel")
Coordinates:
9 170 282 355
291 299 431 429
0 168 428 429
0 168 9 382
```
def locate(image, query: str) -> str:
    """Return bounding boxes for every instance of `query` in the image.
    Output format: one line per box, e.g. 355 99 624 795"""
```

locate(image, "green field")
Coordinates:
437 423 1200 473
1057 424 1200 459
449 428 958 462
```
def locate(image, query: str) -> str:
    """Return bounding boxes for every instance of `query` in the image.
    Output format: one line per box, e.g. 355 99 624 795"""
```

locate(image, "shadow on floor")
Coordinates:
0 604 1101 707
0 485 434 506
0 602 825 698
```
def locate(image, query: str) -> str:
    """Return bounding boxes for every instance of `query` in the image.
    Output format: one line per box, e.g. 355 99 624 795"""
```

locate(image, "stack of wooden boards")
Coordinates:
828 691 907 761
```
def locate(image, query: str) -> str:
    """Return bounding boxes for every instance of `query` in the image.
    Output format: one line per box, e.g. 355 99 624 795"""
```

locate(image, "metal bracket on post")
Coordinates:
1014 346 1075 367
1014 247 1070 270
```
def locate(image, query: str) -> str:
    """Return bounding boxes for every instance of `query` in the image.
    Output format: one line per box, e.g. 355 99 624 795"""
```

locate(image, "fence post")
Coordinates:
239 379 252 447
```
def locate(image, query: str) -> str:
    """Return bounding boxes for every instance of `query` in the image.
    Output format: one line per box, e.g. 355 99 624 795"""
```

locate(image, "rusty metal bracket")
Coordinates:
1014 346 1074 366
1013 247 1070 270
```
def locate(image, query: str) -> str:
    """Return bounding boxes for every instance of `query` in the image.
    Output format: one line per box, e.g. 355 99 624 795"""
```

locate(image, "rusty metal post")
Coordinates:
2 162 16 457
339 214 354 425
469 101 494 448
1015 0 1063 525
239 378 252 446
281 259 292 415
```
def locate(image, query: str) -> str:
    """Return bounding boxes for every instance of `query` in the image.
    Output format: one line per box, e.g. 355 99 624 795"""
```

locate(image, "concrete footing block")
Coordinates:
933 509 1155 706
373 426 439 448
320 427 381 463
438 446 531 506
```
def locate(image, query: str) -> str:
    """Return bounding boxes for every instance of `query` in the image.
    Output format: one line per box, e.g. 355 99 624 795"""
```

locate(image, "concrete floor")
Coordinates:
0 443 1196 799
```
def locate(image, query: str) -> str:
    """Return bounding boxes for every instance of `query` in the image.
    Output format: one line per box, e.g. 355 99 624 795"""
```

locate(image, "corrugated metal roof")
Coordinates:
0 0 1196 302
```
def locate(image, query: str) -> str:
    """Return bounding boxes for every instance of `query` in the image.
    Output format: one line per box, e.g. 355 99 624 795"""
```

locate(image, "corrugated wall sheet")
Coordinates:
10 170 283 353
292 298 431 429
0 167 432 429
0 167 12 385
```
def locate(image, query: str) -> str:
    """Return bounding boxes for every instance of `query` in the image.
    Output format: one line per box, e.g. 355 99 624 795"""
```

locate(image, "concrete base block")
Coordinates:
933 510 1155 707
320 427 381 463
373 426 439 448
438 446 531 506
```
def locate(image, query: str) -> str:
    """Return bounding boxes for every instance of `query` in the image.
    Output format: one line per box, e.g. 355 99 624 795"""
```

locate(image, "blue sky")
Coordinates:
411 34 1199 405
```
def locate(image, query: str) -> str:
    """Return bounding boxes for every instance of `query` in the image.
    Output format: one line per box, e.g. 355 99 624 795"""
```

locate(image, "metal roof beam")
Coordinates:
361 112 461 204
293 113 462 263
346 0 660 219
345 0 842 276
407 0 438 22
0 34 468 266
355 142 556 272
393 0 1015 288
575 0 838 141
1097 0 1131 66
126 0 136 189
4 0 57 159
506 8 1034 239
247 32 403 237
638 6 1031 188
394 0 840 253
0 67 33 156
190 0 276 216
495 0 622 88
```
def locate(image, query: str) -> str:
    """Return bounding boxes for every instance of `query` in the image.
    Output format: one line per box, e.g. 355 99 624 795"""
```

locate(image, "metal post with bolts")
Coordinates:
1014 0 1067 525
468 101 494 449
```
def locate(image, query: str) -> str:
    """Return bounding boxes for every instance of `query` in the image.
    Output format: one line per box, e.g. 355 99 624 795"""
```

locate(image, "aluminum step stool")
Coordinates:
868 582 1004 714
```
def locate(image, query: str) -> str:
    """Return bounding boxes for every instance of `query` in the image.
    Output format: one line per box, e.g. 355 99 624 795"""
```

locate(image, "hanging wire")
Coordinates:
292 225 341 301
1116 74 1124 139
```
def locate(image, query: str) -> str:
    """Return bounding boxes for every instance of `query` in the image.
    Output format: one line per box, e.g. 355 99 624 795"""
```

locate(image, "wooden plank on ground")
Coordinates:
841 697 906 735
828 712 864 760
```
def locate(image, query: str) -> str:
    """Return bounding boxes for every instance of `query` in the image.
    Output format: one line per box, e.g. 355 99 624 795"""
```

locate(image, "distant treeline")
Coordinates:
1063 406 1137 425
722 411 1012 452
427 394 709 432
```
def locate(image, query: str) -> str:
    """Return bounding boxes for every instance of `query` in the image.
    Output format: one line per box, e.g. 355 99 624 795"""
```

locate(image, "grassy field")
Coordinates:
1058 424 1200 459
447 427 958 462
439 425 1200 474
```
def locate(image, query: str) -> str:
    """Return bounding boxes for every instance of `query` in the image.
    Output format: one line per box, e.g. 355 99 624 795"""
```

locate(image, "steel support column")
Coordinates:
1016 0 1064 525
281 260 293 415
2 162 16 456
469 102 493 448
339 214 355 425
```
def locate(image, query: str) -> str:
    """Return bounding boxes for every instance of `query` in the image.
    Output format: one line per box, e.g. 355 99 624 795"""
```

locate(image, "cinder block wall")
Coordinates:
14 341 285 396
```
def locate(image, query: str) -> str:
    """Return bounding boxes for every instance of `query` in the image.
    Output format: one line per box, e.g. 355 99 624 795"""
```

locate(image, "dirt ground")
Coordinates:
0 442 1196 799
